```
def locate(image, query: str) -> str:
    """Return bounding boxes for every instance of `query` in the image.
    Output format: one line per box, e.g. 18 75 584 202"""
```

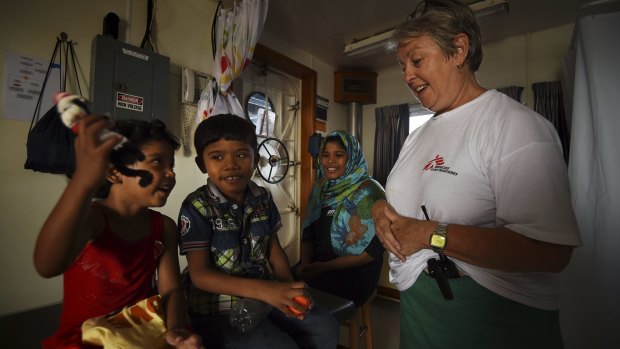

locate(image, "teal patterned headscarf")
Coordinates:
302 131 385 256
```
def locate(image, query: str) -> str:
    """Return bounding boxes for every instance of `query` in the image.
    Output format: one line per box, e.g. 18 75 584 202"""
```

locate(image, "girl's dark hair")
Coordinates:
113 119 180 152
193 114 258 159
94 119 179 198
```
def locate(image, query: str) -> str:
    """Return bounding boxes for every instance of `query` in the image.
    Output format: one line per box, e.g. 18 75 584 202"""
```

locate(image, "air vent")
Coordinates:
334 71 377 104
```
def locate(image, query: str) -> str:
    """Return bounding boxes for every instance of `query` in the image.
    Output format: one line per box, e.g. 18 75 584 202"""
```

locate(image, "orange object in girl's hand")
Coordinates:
288 295 311 316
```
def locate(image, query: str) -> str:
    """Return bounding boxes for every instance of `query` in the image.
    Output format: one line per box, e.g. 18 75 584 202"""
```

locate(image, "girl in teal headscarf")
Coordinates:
295 131 385 307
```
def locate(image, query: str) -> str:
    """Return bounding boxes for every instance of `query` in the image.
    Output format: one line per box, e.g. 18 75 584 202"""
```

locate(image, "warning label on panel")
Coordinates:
116 92 144 112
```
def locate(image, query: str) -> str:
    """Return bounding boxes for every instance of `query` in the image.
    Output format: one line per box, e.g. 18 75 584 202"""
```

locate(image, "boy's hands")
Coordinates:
165 328 205 349
263 281 313 319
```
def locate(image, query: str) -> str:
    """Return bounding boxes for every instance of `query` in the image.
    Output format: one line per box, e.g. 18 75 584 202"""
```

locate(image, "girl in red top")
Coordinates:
34 115 203 349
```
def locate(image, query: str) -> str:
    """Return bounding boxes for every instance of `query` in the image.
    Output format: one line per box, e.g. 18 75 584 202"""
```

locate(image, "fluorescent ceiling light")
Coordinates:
343 0 509 58
344 30 394 58
470 0 510 18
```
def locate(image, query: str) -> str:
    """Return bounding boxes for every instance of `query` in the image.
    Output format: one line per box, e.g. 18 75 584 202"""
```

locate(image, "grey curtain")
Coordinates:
373 103 410 186
532 81 570 162
497 85 524 102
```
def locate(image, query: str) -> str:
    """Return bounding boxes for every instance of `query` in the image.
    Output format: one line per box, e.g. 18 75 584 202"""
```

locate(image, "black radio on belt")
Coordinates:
427 253 461 300
422 206 461 301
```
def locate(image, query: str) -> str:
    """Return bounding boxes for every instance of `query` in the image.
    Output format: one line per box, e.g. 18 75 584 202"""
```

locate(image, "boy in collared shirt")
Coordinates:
178 114 338 349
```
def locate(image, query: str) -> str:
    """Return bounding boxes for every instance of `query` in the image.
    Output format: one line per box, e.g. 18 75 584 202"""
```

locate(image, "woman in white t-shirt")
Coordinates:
371 1 581 348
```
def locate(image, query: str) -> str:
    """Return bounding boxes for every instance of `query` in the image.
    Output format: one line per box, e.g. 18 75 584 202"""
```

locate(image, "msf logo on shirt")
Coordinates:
423 154 458 176
423 155 445 170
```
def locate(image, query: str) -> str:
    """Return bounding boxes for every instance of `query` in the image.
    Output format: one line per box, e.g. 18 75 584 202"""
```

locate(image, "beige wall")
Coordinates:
0 0 575 314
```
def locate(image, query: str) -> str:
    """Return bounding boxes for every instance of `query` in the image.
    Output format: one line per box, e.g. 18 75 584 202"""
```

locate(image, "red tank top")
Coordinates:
42 209 165 349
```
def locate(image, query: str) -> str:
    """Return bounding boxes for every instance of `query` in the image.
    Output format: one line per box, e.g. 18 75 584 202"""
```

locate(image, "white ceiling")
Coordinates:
261 0 588 71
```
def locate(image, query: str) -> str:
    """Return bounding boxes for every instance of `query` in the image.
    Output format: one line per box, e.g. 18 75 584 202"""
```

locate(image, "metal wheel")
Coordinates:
256 137 290 184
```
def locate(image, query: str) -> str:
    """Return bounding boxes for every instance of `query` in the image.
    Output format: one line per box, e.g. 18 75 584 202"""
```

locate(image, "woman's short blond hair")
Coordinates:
390 0 483 72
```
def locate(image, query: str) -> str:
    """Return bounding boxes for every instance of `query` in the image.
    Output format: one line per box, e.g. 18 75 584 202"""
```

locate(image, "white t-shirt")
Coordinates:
386 90 581 310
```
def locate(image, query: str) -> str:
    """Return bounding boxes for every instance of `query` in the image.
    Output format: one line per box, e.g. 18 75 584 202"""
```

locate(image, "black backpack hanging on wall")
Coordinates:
24 32 82 175
24 105 76 174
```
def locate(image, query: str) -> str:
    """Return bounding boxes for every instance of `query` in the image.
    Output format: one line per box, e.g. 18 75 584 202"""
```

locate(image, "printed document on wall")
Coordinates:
2 51 60 122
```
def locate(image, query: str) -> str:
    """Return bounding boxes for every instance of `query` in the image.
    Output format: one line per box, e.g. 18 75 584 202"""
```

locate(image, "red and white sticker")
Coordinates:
116 92 144 112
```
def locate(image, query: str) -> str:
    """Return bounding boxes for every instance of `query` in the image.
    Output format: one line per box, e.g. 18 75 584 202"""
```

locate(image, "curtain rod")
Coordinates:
567 0 620 48
578 0 620 18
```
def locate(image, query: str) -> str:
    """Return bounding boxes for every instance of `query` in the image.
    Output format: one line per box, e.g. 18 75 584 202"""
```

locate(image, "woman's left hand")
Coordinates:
372 200 398 255
297 262 326 280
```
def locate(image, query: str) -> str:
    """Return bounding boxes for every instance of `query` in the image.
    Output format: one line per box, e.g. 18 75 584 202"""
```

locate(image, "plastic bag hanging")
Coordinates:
196 0 269 122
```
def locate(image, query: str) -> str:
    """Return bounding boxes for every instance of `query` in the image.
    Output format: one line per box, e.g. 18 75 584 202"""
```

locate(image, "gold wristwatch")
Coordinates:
429 223 448 253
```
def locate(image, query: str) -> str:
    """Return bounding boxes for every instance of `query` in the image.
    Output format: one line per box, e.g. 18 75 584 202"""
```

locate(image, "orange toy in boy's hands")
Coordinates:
288 295 311 316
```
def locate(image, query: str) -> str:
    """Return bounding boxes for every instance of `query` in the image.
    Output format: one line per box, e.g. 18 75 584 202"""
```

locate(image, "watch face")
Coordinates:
430 234 446 248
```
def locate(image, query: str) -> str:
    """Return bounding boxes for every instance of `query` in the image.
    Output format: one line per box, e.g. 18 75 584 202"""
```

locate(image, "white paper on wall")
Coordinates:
2 51 60 122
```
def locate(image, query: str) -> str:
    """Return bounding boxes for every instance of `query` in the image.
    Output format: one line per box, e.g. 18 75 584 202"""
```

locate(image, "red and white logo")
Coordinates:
423 155 445 171
423 154 458 176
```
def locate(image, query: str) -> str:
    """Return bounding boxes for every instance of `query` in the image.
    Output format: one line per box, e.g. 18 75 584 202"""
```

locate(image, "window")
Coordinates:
409 104 433 133
245 91 276 136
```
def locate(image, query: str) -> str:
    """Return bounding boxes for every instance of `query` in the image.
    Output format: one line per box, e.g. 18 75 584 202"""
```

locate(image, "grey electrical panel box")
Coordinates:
89 35 170 126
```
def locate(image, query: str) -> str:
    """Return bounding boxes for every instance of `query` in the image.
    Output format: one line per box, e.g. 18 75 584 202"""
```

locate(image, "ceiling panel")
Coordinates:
261 0 586 70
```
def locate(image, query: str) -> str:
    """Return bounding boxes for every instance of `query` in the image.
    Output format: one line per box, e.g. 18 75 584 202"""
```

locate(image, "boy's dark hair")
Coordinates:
94 119 180 198
193 114 258 173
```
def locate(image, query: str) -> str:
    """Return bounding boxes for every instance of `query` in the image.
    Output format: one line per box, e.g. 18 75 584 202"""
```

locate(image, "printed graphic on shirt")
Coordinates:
346 215 368 245
423 154 458 176
180 215 190 236
326 209 336 216
250 202 269 223
211 217 240 231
